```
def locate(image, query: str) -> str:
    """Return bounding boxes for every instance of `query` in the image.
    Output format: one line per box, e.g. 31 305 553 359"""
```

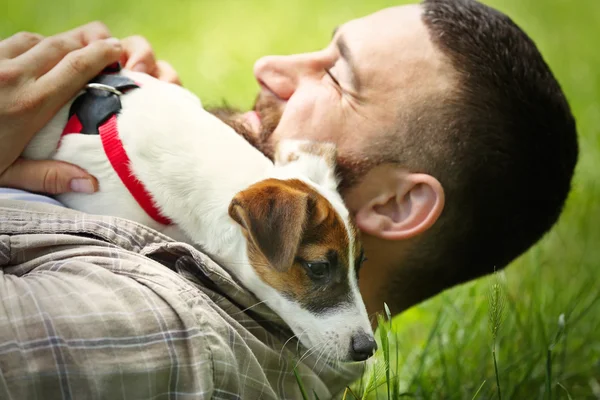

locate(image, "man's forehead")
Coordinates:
333 4 440 93
333 4 451 96
325 2 456 151
332 4 433 73
335 4 424 38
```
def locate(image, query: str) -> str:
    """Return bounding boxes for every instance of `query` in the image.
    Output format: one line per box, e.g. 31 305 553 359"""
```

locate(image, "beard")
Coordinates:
207 92 375 193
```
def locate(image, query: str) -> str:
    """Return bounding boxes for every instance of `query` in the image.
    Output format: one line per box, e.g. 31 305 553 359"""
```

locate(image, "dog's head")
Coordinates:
228 139 376 362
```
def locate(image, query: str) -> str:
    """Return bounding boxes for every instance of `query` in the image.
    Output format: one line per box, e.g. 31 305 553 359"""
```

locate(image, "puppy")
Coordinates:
22 67 376 362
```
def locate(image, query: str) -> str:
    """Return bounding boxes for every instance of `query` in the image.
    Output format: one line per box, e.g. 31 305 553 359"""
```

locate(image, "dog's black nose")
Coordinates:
350 332 377 361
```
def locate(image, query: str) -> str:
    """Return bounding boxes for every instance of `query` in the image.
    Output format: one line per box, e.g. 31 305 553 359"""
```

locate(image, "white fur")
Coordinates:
24 70 373 361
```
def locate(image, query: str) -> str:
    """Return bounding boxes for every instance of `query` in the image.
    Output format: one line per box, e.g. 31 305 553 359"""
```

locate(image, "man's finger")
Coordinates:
16 22 113 77
120 35 156 73
18 33 83 77
35 38 122 115
68 21 112 45
0 158 98 194
155 60 182 85
0 31 44 60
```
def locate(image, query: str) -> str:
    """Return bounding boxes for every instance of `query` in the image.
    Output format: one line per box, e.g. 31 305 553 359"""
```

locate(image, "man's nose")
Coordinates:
253 51 333 100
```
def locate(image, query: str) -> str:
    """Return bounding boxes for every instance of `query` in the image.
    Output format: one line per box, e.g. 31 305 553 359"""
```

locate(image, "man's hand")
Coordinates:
0 22 121 194
120 35 182 85
0 23 182 195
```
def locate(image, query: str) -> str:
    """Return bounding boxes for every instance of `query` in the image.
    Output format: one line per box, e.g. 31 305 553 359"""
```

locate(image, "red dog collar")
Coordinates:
60 64 172 226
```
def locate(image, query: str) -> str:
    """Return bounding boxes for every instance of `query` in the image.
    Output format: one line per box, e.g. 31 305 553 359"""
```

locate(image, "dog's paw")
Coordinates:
275 139 337 169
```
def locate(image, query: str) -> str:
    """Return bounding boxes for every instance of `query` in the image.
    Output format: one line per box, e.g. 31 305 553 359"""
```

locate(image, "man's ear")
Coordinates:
228 179 309 271
355 173 445 241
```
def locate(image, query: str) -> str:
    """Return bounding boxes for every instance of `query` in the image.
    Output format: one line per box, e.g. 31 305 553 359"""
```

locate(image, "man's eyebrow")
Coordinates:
335 34 361 91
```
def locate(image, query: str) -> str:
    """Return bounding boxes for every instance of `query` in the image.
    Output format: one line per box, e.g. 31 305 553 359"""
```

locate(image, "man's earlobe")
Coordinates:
355 173 444 241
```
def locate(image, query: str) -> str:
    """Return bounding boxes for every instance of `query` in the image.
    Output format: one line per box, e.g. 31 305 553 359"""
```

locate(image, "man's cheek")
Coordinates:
271 110 312 143
282 100 330 140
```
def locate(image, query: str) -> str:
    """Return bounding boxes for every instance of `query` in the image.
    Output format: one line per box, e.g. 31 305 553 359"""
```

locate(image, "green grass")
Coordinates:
3 0 598 398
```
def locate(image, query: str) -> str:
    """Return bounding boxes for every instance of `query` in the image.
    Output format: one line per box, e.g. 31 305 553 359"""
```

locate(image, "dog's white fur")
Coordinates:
23 70 373 361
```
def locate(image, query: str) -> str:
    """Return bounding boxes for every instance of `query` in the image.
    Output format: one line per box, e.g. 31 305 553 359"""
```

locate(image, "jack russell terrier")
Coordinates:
22 65 377 362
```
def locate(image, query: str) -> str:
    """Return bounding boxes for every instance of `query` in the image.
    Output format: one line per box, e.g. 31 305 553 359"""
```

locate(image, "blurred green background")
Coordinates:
2 0 599 398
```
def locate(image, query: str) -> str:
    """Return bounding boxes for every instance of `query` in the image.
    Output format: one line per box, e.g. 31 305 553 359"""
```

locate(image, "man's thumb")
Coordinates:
0 158 98 195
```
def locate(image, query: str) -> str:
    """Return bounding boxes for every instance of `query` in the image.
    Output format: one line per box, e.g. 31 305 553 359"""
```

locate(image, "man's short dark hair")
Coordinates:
379 0 578 309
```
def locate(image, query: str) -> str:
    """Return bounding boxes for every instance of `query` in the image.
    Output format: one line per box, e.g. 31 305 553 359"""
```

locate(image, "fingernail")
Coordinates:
132 62 147 72
104 37 121 47
70 178 95 194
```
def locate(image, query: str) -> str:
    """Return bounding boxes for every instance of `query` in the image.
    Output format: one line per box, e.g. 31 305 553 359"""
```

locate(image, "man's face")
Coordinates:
237 4 454 199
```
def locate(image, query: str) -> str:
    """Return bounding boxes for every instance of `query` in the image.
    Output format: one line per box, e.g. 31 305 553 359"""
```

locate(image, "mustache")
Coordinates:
206 92 283 161
253 91 283 142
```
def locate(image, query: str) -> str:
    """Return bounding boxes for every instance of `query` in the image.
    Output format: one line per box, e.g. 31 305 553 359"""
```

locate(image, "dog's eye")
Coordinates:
359 249 367 265
355 249 367 280
303 261 330 279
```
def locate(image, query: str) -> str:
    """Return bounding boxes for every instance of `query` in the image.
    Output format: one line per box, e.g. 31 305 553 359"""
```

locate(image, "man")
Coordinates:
0 0 577 398
213 0 578 316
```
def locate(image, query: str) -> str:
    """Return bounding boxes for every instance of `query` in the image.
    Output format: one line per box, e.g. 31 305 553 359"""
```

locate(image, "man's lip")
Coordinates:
241 110 261 133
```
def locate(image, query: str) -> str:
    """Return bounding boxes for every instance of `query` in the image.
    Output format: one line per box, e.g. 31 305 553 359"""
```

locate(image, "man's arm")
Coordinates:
0 200 216 399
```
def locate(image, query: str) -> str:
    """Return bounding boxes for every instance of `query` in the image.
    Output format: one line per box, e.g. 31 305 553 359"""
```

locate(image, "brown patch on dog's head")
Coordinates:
228 178 359 313
282 152 300 164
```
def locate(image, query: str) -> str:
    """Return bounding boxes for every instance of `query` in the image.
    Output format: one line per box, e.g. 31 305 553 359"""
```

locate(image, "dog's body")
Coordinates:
23 70 376 362
25 70 269 252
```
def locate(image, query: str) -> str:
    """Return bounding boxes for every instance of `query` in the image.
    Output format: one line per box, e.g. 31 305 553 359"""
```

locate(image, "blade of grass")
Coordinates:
546 314 566 400
394 331 400 400
488 272 506 400
556 382 573 400
506 353 544 399
568 289 600 327
547 353 558 400
378 310 392 400
492 346 502 400
471 380 487 400
558 320 568 400
356 366 365 399
361 354 387 397
408 307 444 390
342 386 360 400
293 367 309 400
436 332 451 394
385 303 393 399
503 289 534 347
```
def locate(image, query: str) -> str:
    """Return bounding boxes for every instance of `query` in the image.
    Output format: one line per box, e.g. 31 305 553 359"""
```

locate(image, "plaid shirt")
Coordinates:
0 198 363 399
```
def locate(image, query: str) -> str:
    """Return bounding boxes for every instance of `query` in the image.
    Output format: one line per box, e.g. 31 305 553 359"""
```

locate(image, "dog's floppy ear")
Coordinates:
229 179 309 271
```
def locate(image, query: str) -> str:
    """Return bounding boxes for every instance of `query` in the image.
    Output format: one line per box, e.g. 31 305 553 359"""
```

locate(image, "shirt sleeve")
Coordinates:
0 233 215 400
0 188 65 207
